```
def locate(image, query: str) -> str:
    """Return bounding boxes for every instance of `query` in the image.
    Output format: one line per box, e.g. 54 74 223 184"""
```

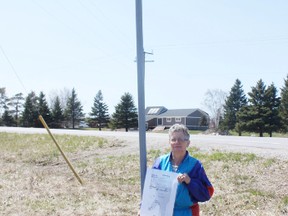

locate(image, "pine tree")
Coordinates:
238 79 270 137
65 88 84 129
51 96 64 128
90 90 109 130
37 91 52 127
2 110 14 126
21 91 38 127
111 92 138 132
264 83 281 137
221 79 247 135
279 75 288 132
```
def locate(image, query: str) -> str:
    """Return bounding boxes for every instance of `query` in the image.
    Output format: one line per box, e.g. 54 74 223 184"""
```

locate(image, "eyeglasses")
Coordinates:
170 137 189 143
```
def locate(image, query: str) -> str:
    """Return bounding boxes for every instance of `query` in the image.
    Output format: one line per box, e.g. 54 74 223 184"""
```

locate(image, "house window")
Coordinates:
166 117 172 122
175 117 181 122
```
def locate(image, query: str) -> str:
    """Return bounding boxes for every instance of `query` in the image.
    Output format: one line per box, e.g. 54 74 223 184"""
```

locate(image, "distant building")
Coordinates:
145 106 209 130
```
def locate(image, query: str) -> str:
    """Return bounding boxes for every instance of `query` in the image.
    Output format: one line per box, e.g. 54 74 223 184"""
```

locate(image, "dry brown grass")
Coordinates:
0 132 287 216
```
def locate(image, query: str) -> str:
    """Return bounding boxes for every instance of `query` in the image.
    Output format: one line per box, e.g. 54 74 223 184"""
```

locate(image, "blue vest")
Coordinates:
154 152 198 216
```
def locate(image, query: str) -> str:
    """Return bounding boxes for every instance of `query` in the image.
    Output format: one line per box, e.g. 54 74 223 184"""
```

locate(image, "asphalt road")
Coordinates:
1 127 287 160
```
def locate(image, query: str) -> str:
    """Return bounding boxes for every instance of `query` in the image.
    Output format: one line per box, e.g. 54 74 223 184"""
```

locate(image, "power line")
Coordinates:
0 45 27 94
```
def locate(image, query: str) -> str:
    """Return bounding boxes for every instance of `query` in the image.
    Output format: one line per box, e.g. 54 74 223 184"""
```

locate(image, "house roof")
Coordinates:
145 107 209 120
157 109 198 117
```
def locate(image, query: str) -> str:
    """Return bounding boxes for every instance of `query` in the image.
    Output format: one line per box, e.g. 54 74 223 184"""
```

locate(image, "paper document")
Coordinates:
140 168 178 216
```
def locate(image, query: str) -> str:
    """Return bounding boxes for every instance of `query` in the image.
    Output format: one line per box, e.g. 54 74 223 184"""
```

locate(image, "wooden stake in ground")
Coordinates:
39 115 84 185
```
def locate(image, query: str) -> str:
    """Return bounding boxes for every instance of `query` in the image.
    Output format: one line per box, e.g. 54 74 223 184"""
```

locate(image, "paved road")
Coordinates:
1 127 287 160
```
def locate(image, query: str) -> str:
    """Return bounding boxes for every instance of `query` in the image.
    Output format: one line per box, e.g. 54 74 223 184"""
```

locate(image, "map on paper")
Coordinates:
140 168 178 216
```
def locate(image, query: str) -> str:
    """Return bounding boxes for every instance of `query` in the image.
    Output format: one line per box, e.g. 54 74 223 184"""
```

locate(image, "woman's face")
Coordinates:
169 131 190 154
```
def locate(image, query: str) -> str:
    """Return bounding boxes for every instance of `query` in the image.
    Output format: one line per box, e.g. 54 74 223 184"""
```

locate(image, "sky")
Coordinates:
1 0 288 116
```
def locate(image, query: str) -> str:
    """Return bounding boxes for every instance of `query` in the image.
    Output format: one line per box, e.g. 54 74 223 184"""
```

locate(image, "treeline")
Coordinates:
0 88 138 132
219 75 288 137
1 75 288 136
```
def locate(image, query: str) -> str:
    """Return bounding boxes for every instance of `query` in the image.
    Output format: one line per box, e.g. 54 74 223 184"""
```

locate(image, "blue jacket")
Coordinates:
152 151 214 216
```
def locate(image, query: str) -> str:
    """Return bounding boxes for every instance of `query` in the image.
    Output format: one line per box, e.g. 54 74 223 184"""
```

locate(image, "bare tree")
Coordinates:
49 88 70 111
0 87 7 116
203 89 227 129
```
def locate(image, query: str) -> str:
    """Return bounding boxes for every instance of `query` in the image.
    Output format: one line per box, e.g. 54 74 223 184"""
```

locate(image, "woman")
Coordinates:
148 124 214 216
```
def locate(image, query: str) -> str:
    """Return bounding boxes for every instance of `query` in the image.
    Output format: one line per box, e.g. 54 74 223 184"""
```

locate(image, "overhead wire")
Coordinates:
75 0 136 69
0 45 28 94
0 44 83 185
1 5 84 184
78 0 135 51
30 0 135 71
30 0 112 59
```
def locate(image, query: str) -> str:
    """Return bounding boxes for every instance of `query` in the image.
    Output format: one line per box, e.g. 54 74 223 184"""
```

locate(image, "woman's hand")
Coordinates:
177 173 191 184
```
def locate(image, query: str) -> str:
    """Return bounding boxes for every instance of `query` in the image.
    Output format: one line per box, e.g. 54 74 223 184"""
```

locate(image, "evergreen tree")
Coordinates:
21 91 38 127
279 75 288 132
37 91 52 127
221 79 247 135
2 110 14 126
236 105 251 134
9 93 24 127
264 83 281 137
111 92 138 132
65 88 84 129
90 90 110 130
51 96 64 128
237 79 270 137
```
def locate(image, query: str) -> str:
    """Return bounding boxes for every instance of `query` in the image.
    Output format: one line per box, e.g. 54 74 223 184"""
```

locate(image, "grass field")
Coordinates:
0 132 287 215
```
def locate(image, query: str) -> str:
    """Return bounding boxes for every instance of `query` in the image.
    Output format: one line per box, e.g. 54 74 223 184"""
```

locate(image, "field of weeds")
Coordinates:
0 132 288 216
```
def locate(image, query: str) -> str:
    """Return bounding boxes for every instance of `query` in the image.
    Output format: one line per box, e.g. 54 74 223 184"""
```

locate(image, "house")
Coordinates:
145 106 209 130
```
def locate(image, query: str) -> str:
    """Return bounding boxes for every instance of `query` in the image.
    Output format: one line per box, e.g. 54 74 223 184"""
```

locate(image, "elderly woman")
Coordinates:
151 123 214 216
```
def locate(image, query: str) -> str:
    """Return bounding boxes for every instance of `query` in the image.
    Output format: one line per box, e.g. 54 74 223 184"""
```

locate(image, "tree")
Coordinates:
9 93 24 127
37 91 52 127
51 96 64 128
0 88 9 126
21 91 38 127
2 110 14 126
279 75 288 132
264 83 281 137
237 79 270 137
110 92 138 132
199 115 209 127
0 87 7 117
49 88 70 114
65 88 84 129
90 90 110 130
221 79 247 135
203 89 227 129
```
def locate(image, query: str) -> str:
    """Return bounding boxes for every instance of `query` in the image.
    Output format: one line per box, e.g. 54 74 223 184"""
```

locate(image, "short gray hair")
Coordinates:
168 124 190 140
